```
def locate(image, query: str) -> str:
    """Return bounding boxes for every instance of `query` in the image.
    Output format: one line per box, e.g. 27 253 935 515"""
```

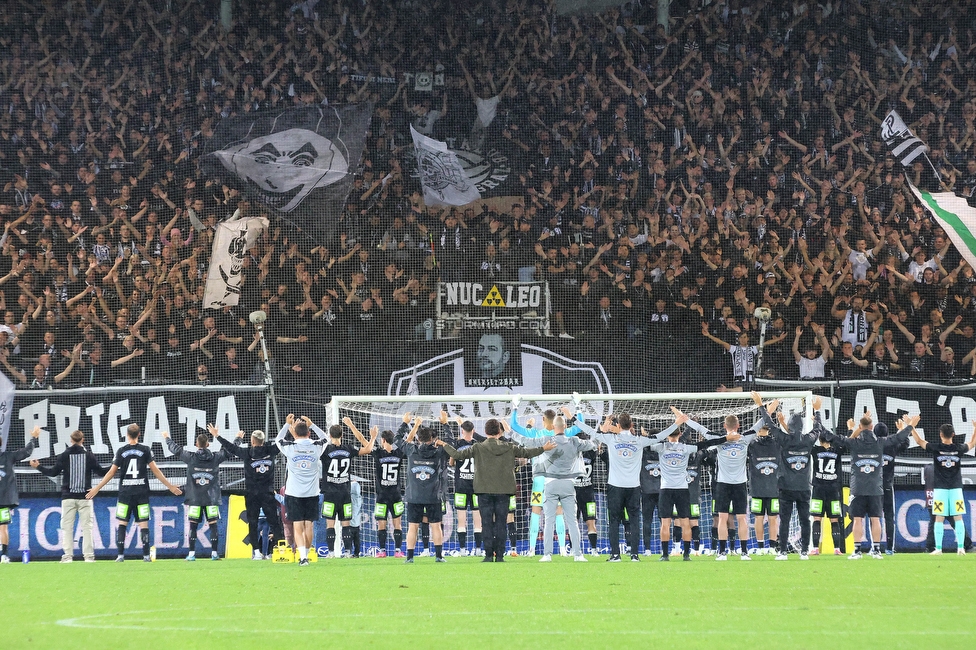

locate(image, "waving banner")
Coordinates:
203 214 268 309
202 104 372 242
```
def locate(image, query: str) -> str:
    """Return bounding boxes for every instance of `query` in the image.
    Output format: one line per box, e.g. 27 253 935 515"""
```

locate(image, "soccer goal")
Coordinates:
324 390 814 556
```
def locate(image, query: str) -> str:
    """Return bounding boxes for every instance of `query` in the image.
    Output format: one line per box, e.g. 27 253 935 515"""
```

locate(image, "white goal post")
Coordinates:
326 391 815 432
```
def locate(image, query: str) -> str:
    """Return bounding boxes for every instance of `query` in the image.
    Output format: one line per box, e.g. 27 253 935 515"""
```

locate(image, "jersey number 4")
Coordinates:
125 458 142 480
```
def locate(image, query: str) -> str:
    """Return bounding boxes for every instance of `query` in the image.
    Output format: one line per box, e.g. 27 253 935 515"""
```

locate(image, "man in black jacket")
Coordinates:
214 427 284 560
30 430 108 563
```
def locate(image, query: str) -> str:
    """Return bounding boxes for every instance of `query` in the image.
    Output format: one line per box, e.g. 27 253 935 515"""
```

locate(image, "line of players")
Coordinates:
2 392 972 563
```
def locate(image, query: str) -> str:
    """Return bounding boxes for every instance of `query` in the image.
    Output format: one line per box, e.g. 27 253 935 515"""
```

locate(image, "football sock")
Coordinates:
718 540 727 554
341 527 353 553
326 528 336 552
421 523 430 550
188 524 198 555
936 524 943 551
0 543 5 556
682 541 691 558
710 527 719 550
955 520 966 550
434 544 443 560
555 515 566 550
116 526 126 555
457 530 467 550
378 529 388 551
673 526 681 545
507 522 518 549
474 531 483 549
298 546 308 560
740 540 748 554
691 526 700 551
351 527 361 556
728 527 737 543
832 529 844 553
406 548 414 560
208 526 218 555
661 538 670 557
812 521 822 548
528 513 541 553
141 528 150 556
588 532 598 550
871 542 881 554
393 529 403 551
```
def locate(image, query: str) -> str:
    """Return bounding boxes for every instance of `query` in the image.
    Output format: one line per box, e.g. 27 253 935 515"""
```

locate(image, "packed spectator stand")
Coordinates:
2 0 976 399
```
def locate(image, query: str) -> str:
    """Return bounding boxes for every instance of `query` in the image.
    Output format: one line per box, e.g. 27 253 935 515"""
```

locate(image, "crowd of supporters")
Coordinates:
3 0 976 392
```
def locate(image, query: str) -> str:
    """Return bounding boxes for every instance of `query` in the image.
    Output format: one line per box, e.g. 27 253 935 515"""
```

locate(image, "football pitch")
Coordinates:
3 554 975 649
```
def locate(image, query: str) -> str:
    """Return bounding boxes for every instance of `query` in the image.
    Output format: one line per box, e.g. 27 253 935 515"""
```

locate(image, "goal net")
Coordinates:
321 391 813 556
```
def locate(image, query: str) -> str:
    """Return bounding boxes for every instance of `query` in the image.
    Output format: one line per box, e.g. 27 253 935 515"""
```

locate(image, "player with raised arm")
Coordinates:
752 393 818 560
450 416 486 557
638 431 663 556
650 408 738 561
575 412 657 562
164 426 236 561
810 413 846 555
439 419 552 562
746 419 780 555
213 428 284 560
373 419 407 558
397 416 450 563
87 424 182 562
274 415 327 566
574 430 601 555
0 427 40 563
823 411 913 559
505 414 597 562
509 398 580 555
683 412 761 560
314 417 376 557
880 421 910 554
911 420 976 555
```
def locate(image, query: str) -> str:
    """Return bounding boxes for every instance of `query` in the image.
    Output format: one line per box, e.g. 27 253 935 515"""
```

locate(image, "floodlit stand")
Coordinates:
250 310 281 431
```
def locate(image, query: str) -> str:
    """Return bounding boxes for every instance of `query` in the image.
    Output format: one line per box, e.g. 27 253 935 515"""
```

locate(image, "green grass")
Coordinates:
3 554 976 649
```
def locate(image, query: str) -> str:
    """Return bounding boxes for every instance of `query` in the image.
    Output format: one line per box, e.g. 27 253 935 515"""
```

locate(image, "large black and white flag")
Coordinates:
203 213 268 309
201 105 372 242
411 125 482 206
881 110 930 168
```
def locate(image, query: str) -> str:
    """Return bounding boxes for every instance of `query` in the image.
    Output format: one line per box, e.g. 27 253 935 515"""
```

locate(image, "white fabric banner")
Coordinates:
410 125 481 206
203 216 268 309
0 370 13 451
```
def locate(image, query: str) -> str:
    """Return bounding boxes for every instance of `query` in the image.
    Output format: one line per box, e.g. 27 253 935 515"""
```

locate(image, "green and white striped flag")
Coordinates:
907 183 976 269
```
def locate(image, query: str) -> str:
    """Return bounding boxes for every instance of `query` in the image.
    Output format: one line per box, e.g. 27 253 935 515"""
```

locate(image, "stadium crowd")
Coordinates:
3 0 976 394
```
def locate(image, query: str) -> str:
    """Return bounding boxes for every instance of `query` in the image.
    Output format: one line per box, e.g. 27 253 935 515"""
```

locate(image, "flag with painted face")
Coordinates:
201 104 372 242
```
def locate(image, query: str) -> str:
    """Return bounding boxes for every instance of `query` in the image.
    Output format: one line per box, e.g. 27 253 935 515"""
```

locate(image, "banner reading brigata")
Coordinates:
6 385 268 463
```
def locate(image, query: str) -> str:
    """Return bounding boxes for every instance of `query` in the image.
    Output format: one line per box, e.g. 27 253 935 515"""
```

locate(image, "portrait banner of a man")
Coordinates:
201 104 372 242
464 332 523 388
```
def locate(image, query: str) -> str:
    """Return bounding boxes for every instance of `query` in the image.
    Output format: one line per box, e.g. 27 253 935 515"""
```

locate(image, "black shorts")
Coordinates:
750 496 780 515
285 495 320 522
407 502 443 524
454 491 478 510
576 486 596 521
713 482 748 515
659 489 691 520
374 490 404 520
116 491 151 523
849 495 883 518
811 486 843 518
321 489 353 521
